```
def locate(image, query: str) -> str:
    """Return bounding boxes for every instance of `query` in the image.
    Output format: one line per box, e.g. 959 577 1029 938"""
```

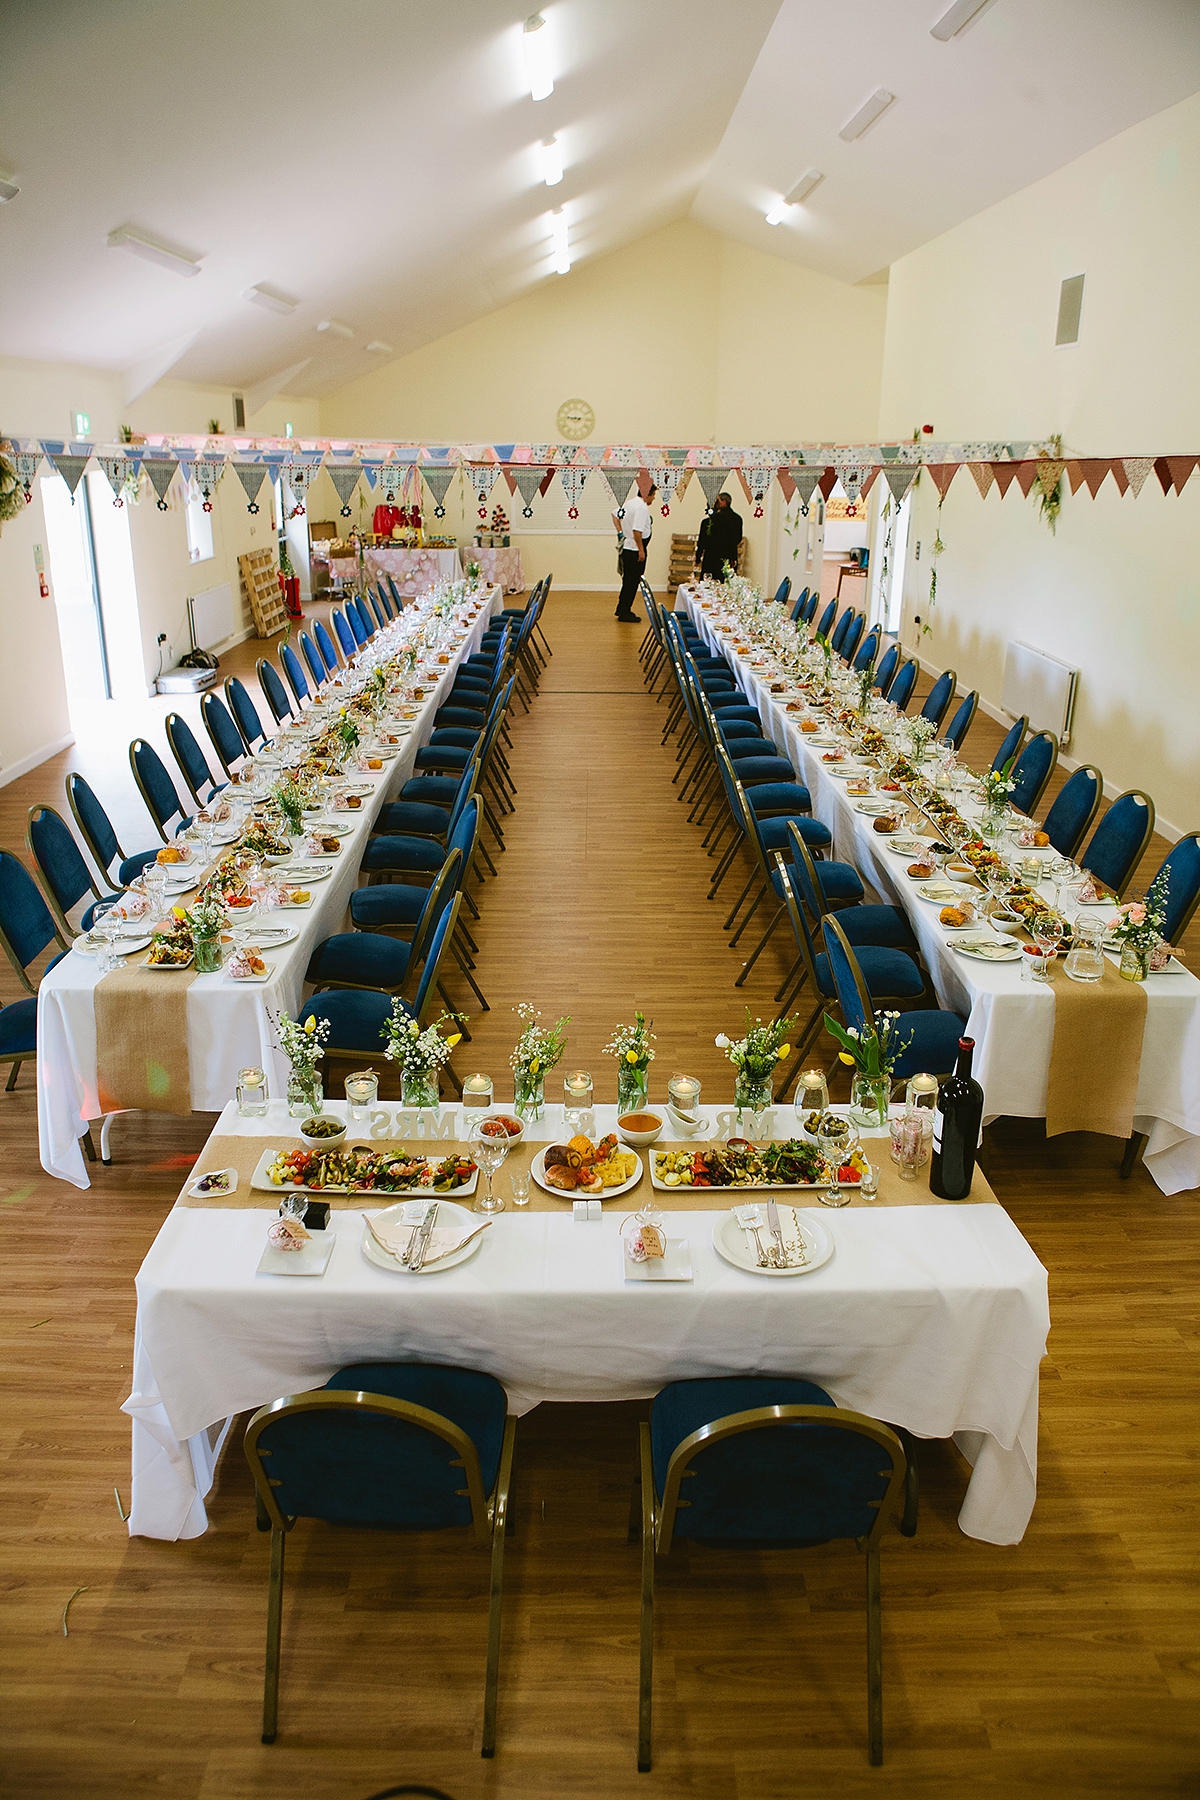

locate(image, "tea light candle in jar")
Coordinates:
564 1070 594 1108
462 1073 493 1109
236 1066 269 1117
905 1072 938 1137
667 1073 701 1113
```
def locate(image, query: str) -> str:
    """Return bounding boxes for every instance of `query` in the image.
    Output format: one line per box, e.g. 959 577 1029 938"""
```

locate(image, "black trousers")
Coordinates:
615 547 645 617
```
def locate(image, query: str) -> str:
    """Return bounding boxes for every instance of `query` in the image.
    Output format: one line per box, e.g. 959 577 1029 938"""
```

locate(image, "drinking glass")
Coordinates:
1033 912 1064 963
889 1113 924 1180
470 1119 508 1213
345 1069 379 1121
142 863 168 922
794 1069 828 1127
237 1066 270 1116
507 1170 531 1208
89 899 121 972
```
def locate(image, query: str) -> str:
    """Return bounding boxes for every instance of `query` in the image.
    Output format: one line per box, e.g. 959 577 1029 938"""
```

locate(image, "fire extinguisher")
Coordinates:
39 568 50 599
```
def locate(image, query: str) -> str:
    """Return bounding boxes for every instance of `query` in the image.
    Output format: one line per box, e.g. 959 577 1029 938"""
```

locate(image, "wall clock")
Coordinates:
556 398 595 441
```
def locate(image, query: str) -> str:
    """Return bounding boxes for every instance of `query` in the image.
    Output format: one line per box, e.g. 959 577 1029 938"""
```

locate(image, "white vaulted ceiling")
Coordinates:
0 0 1196 404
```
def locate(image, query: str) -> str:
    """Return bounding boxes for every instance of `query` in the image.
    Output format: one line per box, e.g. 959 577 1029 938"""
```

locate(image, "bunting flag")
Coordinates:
968 462 996 499
652 465 685 515
469 464 499 518
925 464 961 502
817 467 839 501
143 457 179 510
282 464 314 517
695 468 731 508
1157 454 1199 495
860 465 881 500
511 467 546 518
233 462 268 514
777 467 796 504
739 465 774 517
675 466 693 505
604 444 638 467
96 455 138 506
606 469 640 512
789 467 824 514
538 466 556 498
11 450 42 502
1035 458 1066 501
421 466 456 519
583 443 607 466
592 468 615 509
835 465 865 512
558 463 589 518
692 446 717 466
717 446 744 467
375 462 402 502
1012 462 1040 497
991 463 1023 497
527 443 551 464
882 465 919 505
49 453 91 500
193 458 225 513
327 462 363 517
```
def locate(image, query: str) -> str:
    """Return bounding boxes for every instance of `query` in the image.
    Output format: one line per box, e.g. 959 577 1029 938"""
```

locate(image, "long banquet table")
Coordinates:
677 586 1200 1195
36 586 503 1190
125 1100 1049 1549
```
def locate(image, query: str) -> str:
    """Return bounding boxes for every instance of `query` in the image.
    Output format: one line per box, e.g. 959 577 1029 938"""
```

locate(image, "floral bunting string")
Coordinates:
192 459 226 513
421 466 456 519
326 462 363 517
11 451 41 502
557 463 589 518
968 462 996 499
651 465 685 515
96 456 139 506
469 464 499 518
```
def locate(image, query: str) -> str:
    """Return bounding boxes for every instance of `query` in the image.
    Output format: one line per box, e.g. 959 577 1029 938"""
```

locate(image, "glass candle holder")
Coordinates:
667 1073 702 1114
236 1066 269 1117
461 1073 494 1109
345 1069 379 1122
794 1069 829 1122
563 1070 593 1110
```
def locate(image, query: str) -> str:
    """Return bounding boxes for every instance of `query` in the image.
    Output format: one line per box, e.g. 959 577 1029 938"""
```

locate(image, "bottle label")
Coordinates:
932 1109 943 1155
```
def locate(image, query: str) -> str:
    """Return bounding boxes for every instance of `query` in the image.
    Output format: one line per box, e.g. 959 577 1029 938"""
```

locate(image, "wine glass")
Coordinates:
1033 911 1064 964
470 1118 508 1213
89 898 120 971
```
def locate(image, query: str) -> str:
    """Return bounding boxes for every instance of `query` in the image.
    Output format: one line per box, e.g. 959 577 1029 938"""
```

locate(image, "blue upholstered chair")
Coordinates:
245 1362 515 1752
635 1375 908 1770
788 586 809 622
368 588 387 630
786 822 918 952
1040 765 1103 859
840 612 865 664
25 805 122 940
298 893 462 1064
314 618 341 675
815 597 837 639
348 598 371 644
66 772 159 887
386 574 405 614
1009 730 1058 816
1081 790 1156 898
874 641 901 696
1153 830 1200 943
300 631 326 691
918 667 956 730
942 689 978 752
803 590 820 625
772 576 791 606
225 676 268 753
331 607 357 661
829 607 855 657
852 625 881 672
129 740 192 842
0 849 71 1094
823 915 967 1079
165 713 226 810
305 851 461 996
201 692 249 780
256 658 293 726
279 642 309 709
887 657 918 713
714 758 840 988
353 800 482 931
991 714 1027 773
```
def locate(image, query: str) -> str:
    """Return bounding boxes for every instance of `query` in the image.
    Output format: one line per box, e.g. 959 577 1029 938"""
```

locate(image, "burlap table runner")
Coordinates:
1044 957 1147 1138
177 1134 997 1211
96 958 197 1116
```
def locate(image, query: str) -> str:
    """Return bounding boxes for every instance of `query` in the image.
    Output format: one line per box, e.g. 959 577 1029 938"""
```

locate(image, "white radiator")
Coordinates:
1001 640 1078 746
188 581 238 652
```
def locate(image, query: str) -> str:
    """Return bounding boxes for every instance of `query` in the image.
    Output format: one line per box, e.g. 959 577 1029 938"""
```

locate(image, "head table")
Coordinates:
36 585 504 1190
677 585 1200 1196
124 1100 1048 1550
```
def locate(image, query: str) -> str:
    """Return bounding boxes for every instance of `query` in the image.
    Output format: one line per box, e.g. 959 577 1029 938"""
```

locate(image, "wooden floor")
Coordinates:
0 593 1197 1799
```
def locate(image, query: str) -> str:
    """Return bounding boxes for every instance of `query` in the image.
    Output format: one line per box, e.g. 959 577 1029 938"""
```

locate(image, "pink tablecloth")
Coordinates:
365 547 460 593
462 545 524 594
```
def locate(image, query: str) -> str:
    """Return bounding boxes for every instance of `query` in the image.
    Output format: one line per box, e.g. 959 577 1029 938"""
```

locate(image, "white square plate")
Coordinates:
624 1238 693 1282
256 1232 336 1277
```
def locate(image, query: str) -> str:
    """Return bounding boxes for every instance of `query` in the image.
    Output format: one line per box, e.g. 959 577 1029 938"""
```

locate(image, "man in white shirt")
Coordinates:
612 481 656 621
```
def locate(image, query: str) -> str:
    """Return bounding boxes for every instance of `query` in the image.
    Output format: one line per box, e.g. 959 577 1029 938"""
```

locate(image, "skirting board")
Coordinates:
911 650 1185 847
0 731 76 789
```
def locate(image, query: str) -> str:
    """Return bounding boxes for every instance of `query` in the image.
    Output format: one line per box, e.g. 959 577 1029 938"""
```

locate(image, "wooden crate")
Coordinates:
668 532 697 590
238 549 286 638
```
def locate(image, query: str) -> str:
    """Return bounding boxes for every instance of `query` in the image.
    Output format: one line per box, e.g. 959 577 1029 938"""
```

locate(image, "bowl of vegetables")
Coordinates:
299 1115 347 1148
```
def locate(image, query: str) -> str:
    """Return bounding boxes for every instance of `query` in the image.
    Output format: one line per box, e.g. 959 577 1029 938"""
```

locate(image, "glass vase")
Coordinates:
193 932 223 975
287 1071 323 1118
514 1070 545 1122
734 1073 773 1127
402 1069 439 1109
617 1066 650 1116
1118 943 1148 983
849 1073 892 1129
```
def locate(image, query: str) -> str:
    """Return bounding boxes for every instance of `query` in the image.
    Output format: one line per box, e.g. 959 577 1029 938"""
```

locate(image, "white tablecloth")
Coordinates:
124 1102 1049 1548
366 546 460 594
37 589 502 1188
679 587 1200 1195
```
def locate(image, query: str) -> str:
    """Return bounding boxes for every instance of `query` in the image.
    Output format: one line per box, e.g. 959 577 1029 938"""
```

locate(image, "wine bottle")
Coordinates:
929 1037 984 1200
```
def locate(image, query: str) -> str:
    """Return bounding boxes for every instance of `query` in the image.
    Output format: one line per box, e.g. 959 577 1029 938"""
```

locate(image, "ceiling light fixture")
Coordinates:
366 340 394 355
766 168 824 223
764 198 789 226
930 0 996 40
0 174 19 204
107 225 201 278
540 136 564 186
838 89 896 142
243 284 299 315
551 208 570 275
317 319 355 339
523 13 554 101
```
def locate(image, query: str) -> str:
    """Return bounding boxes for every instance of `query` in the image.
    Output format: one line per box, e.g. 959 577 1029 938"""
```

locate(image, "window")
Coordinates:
186 492 214 563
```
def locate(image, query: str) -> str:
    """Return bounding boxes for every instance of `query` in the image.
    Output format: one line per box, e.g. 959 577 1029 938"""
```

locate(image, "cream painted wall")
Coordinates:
0 482 73 784
881 94 1200 838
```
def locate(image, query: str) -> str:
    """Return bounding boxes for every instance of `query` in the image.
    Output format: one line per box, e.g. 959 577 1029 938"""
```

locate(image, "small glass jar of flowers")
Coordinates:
1109 867 1170 982
510 1002 570 1121
383 1004 464 1108
604 1010 656 1115
979 755 1016 836
188 893 227 975
716 1011 796 1121
824 1008 914 1128
272 1008 331 1116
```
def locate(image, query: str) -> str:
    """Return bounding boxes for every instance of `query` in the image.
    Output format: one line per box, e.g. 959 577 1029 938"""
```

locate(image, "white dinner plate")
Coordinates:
916 880 977 903
711 1206 834 1277
241 925 300 948
75 931 153 957
362 1198 484 1274
853 800 898 817
225 957 275 984
885 837 929 856
531 1146 643 1201
276 861 334 881
828 765 875 781
944 930 1022 963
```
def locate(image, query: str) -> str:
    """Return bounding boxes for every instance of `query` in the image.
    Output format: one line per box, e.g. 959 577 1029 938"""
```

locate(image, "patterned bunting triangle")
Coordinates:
1159 454 1199 495
968 462 996 498
96 456 138 506
326 463 363 516
422 466 456 518
511 467 546 517
789 468 824 513
860 466 881 499
469 464 499 517
143 458 179 511
835 465 865 512
607 470 640 511
528 443 551 464
1080 459 1114 497
664 447 688 467
924 464 960 501
584 444 607 466
193 459 225 512
651 465 685 514
817 467 839 501
882 466 919 505
233 463 268 513
558 464 589 518
11 450 42 501
696 468 731 507
283 462 314 516
991 463 1022 496
1013 463 1041 497
49 453 91 499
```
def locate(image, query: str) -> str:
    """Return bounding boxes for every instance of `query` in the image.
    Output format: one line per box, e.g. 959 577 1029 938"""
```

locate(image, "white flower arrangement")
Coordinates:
271 1008 331 1106
716 1012 797 1084
603 1011 656 1074
383 1005 464 1076
509 1001 569 1081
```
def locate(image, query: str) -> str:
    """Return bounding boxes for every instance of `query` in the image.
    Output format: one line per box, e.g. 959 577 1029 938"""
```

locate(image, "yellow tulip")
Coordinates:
304 1016 316 1035
776 1044 791 1060
446 1033 462 1048
626 1049 638 1064
838 1051 855 1065
530 1057 540 1074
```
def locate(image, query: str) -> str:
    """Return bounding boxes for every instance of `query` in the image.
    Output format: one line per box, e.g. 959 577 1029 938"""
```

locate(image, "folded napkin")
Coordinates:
367 1216 490 1266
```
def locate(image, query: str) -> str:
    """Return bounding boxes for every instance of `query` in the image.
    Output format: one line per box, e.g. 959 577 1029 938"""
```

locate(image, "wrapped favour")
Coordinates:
331 792 362 811
304 832 341 856
228 948 266 980
266 1215 310 1252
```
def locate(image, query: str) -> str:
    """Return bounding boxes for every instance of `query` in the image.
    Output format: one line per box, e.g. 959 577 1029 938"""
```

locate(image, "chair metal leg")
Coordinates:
723 868 758 932
262 1526 286 1744
1119 1130 1147 1179
452 939 490 1011
728 885 765 947
477 838 498 879
100 1112 116 1164
637 1422 656 1772
896 1428 919 1537
5 1059 20 1092
866 1544 883 1766
482 1416 516 1758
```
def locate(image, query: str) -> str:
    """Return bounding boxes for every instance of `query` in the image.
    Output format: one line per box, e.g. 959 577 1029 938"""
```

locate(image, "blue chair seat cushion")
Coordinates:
362 835 446 874
813 945 922 1000
397 776 461 806
733 757 799 785
349 883 428 930
771 859 864 904
719 721 767 741
324 1364 507 1496
710 703 762 724
837 905 919 952
299 989 394 1053
375 802 450 837
118 849 160 883
427 729 480 750
891 1010 969 1080
727 738 785 759
414 745 472 773
747 782 814 815
757 815 831 852
0 996 38 1058
307 931 410 989
435 708 486 729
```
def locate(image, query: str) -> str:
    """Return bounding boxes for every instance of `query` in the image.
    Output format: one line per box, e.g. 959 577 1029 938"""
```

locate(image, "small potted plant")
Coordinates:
824 1009 914 1128
1109 866 1169 982
510 1002 569 1121
273 1008 331 1117
716 1011 796 1121
603 1010 656 1115
383 1005 464 1109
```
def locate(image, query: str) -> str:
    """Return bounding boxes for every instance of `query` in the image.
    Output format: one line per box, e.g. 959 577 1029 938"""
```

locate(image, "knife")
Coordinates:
766 1198 786 1266
409 1201 438 1273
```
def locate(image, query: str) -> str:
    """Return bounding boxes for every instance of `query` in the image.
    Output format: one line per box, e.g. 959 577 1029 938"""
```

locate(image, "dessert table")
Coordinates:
462 545 524 594
124 1101 1048 1549
678 586 1200 1195
36 587 503 1190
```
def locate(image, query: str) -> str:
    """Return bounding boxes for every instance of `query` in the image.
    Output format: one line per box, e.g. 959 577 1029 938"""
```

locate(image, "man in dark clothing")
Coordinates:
695 491 743 579
613 481 656 621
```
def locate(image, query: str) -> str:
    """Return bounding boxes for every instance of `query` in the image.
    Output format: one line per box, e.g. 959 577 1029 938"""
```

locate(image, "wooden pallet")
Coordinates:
238 548 286 638
667 533 697 590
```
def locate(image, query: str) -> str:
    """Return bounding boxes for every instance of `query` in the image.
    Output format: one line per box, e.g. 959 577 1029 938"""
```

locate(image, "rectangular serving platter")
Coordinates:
250 1146 479 1197
649 1147 864 1194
